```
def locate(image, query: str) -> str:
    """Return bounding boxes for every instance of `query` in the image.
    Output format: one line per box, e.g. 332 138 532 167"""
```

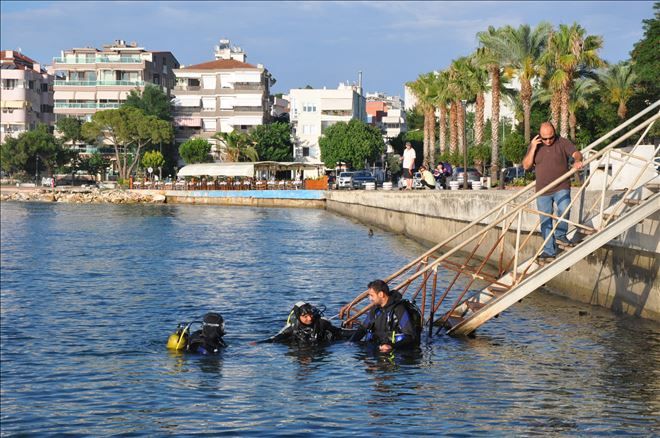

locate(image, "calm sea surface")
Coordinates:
1 201 659 436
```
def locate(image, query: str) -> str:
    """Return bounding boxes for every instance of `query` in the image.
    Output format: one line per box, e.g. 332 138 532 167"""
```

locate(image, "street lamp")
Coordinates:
35 155 39 186
461 99 468 190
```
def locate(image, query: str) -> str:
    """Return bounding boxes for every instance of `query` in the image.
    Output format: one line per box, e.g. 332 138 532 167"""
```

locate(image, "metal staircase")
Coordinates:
339 101 660 336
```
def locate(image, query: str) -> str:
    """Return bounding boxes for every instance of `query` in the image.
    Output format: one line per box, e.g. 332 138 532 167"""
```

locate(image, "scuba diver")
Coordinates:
257 301 354 346
167 312 227 355
350 279 422 353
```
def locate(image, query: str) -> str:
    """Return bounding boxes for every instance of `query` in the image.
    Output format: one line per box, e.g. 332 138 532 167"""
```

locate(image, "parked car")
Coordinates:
503 166 528 182
351 170 377 189
337 172 354 189
451 167 482 188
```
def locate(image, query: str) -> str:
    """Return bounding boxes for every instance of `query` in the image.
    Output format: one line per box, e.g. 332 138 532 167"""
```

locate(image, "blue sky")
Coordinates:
1 1 654 97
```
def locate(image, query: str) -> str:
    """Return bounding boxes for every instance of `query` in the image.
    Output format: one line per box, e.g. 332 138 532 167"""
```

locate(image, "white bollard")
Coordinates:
382 182 393 191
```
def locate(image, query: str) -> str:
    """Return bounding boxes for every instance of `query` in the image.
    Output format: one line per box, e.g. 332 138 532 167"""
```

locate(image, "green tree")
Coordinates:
213 131 259 162
499 22 553 143
123 84 172 121
598 62 638 120
0 124 71 177
249 122 293 161
407 72 439 165
629 2 659 116
82 107 173 180
477 25 507 182
178 138 212 164
142 150 166 171
568 77 598 141
469 143 491 175
55 116 84 147
543 23 604 138
319 119 384 168
405 106 424 131
502 131 527 165
79 152 109 180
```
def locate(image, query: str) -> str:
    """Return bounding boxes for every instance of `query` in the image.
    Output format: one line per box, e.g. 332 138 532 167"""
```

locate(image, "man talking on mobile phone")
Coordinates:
522 122 583 261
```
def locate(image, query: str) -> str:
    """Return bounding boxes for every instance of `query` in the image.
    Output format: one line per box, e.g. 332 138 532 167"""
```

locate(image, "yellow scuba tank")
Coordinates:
167 323 190 350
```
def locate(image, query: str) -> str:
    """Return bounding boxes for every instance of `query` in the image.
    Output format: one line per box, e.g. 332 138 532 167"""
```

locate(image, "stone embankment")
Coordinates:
0 188 166 204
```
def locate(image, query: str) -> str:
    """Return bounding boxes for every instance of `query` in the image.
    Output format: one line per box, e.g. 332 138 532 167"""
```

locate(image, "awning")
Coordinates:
75 91 96 100
177 161 325 178
178 162 256 177
54 91 75 100
97 90 119 99
1 100 26 109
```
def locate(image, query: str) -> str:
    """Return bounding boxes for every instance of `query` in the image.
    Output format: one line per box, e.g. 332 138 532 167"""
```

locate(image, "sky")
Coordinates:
0 1 655 97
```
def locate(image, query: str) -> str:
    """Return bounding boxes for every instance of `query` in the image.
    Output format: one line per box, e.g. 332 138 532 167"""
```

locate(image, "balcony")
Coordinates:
232 106 263 113
54 55 143 64
174 117 202 127
54 80 145 87
173 106 202 116
174 85 201 91
54 102 121 109
233 82 263 91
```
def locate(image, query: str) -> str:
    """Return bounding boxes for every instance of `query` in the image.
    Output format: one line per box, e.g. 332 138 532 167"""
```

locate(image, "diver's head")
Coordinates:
202 312 225 339
293 303 317 326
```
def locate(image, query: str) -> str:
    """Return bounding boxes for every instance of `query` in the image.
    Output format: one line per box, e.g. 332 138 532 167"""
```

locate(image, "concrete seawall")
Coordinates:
157 189 326 209
325 190 660 321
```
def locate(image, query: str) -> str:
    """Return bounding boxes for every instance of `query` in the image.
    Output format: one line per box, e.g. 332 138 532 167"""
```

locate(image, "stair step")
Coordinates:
602 212 619 221
466 301 487 312
623 198 642 206
487 286 509 296
443 315 465 328
580 228 597 236
645 183 660 192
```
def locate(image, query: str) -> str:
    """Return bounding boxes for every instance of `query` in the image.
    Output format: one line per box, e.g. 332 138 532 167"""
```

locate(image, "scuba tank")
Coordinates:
167 322 193 351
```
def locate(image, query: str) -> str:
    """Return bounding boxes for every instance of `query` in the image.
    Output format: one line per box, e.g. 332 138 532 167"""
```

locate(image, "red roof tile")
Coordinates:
181 59 257 70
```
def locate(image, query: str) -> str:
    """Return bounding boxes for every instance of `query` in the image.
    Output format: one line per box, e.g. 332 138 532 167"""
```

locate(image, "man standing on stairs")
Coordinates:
523 122 584 260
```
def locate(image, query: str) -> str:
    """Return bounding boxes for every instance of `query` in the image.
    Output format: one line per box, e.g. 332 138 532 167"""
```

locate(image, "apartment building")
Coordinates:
172 40 275 159
52 40 179 122
366 92 406 142
0 50 54 144
287 83 366 163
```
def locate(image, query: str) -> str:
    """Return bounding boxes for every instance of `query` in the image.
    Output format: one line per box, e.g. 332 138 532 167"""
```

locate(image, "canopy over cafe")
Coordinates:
177 161 324 180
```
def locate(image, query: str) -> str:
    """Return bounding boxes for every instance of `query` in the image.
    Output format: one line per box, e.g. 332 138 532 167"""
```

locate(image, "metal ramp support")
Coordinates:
339 100 660 336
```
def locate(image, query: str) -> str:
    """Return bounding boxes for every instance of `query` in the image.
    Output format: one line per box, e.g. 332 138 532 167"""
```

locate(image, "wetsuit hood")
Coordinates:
382 291 403 311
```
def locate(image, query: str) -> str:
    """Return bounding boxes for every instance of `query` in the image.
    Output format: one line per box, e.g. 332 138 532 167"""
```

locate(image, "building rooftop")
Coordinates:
180 59 257 70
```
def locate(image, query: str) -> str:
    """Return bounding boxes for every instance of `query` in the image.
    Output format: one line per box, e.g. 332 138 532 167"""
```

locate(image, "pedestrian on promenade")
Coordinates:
433 163 446 189
419 165 436 190
400 142 416 190
522 122 584 260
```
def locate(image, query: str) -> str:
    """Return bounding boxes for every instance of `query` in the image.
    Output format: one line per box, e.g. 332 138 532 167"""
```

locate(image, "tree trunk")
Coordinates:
423 107 430 165
475 92 485 145
618 101 627 120
449 101 458 153
490 66 500 182
521 79 532 143
427 107 436 166
569 111 576 141
439 105 447 155
551 89 560 131
456 100 464 154
560 83 570 138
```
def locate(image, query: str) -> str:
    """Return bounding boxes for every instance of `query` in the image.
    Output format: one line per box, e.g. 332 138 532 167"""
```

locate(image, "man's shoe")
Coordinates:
557 238 578 249
538 252 556 264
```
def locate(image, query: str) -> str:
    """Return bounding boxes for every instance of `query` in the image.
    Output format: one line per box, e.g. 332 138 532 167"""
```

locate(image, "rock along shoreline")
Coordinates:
0 187 166 204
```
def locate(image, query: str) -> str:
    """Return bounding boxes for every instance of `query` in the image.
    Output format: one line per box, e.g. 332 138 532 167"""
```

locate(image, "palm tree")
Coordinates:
434 70 452 155
213 131 259 162
467 54 491 146
568 78 598 141
407 72 438 165
477 25 507 181
543 23 604 138
499 22 553 143
598 62 638 119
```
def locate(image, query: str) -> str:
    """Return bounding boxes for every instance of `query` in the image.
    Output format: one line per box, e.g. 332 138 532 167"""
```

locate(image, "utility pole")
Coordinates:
462 100 468 190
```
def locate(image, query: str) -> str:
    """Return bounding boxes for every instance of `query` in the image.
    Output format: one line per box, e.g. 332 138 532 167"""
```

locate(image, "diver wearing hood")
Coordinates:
167 312 227 355
258 302 354 346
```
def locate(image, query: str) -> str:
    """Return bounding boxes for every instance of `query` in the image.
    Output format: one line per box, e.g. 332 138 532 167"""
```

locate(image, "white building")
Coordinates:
366 92 406 142
286 83 366 163
172 40 275 160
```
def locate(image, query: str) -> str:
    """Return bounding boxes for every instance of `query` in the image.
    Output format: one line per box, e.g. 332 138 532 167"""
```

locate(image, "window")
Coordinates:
302 147 310 157
303 102 317 112
302 124 315 135
2 79 18 89
41 83 49 92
